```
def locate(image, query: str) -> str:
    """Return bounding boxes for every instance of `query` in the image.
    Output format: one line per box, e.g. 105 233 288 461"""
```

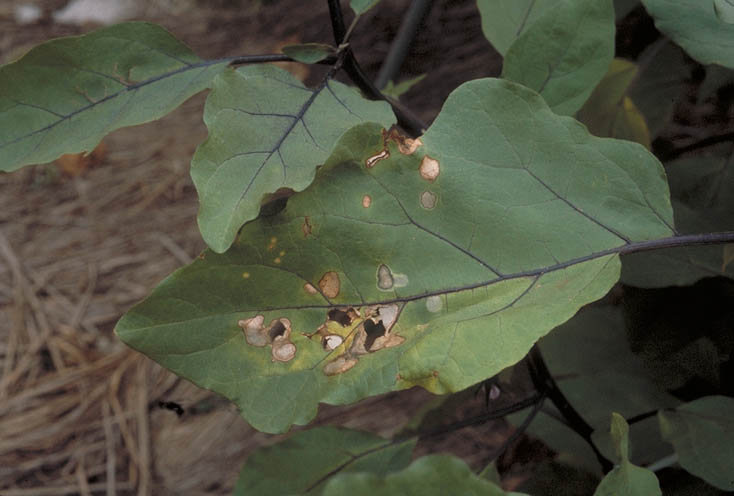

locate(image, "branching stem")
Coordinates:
528 347 615 473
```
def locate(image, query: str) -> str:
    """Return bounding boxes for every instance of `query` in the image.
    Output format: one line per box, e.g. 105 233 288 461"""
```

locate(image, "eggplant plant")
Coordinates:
2 0 733 493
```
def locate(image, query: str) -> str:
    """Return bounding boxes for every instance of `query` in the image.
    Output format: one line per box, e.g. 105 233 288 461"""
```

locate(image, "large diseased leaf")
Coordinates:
642 0 734 69
659 396 734 491
501 0 615 115
190 65 395 253
233 426 415 495
322 454 519 495
0 22 229 172
476 0 559 56
116 78 674 433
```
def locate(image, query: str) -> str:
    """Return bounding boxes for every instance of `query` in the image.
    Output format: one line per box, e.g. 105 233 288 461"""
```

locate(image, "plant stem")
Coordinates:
486 391 546 464
619 231 734 254
326 0 428 137
658 132 734 162
527 347 615 473
375 0 434 89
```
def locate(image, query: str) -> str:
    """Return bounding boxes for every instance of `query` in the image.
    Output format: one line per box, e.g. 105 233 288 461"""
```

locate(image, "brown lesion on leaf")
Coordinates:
302 216 312 237
303 283 318 295
318 271 340 298
362 195 372 208
420 191 437 209
238 316 296 362
316 303 405 376
365 149 390 168
419 156 440 182
377 264 394 290
386 128 423 155
267 237 278 251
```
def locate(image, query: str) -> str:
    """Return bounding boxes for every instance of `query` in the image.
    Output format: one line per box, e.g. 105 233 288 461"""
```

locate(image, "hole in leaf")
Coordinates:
363 319 386 351
268 320 287 340
328 308 354 327
365 149 389 168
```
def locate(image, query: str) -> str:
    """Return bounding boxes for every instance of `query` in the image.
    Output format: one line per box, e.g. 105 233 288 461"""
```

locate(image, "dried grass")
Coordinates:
0 1 510 493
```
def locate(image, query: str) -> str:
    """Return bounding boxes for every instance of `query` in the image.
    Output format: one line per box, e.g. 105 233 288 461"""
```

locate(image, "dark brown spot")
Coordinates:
268 320 287 340
328 308 354 327
302 216 312 237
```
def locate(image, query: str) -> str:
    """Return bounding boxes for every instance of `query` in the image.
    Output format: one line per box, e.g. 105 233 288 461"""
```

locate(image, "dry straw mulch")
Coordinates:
0 2 511 493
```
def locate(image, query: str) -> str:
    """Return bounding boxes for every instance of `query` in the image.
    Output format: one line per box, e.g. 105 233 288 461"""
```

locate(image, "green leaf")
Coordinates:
350 0 381 15
116 78 674 433
190 65 395 253
593 414 662 496
714 0 734 23
381 74 427 99
577 59 651 148
517 459 601 496
641 0 734 68
233 426 415 495
282 43 336 64
615 0 640 20
476 0 559 56
622 145 734 287
501 0 615 115
628 41 690 138
0 22 229 172
659 396 734 491
537 306 678 466
322 454 518 495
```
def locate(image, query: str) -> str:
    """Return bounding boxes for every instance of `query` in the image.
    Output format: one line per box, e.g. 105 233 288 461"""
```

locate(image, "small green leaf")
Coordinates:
190 64 394 253
381 74 427 99
642 0 734 68
659 396 734 491
0 22 229 172
577 59 651 148
350 0 381 15
476 0 559 56
117 78 674 433
535 306 677 467
282 43 336 64
502 0 615 115
233 426 415 495
593 414 662 496
322 454 519 495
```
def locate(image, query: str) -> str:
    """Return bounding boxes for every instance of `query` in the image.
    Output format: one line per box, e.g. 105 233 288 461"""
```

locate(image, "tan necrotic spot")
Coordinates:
420 191 437 209
319 271 340 298
365 149 389 168
324 356 358 376
362 195 372 208
377 264 394 290
239 316 296 362
304 283 318 295
419 156 440 182
242 272 251 279
426 295 442 313
302 216 312 237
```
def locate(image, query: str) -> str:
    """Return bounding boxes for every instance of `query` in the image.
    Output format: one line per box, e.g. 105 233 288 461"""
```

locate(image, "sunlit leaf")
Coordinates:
116 78 674 433
190 64 395 253
233 426 415 495
0 22 229 172
642 0 734 68
659 396 734 491
501 0 615 115
282 43 336 64
322 454 520 495
476 0 559 56
577 59 651 148
593 413 662 496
